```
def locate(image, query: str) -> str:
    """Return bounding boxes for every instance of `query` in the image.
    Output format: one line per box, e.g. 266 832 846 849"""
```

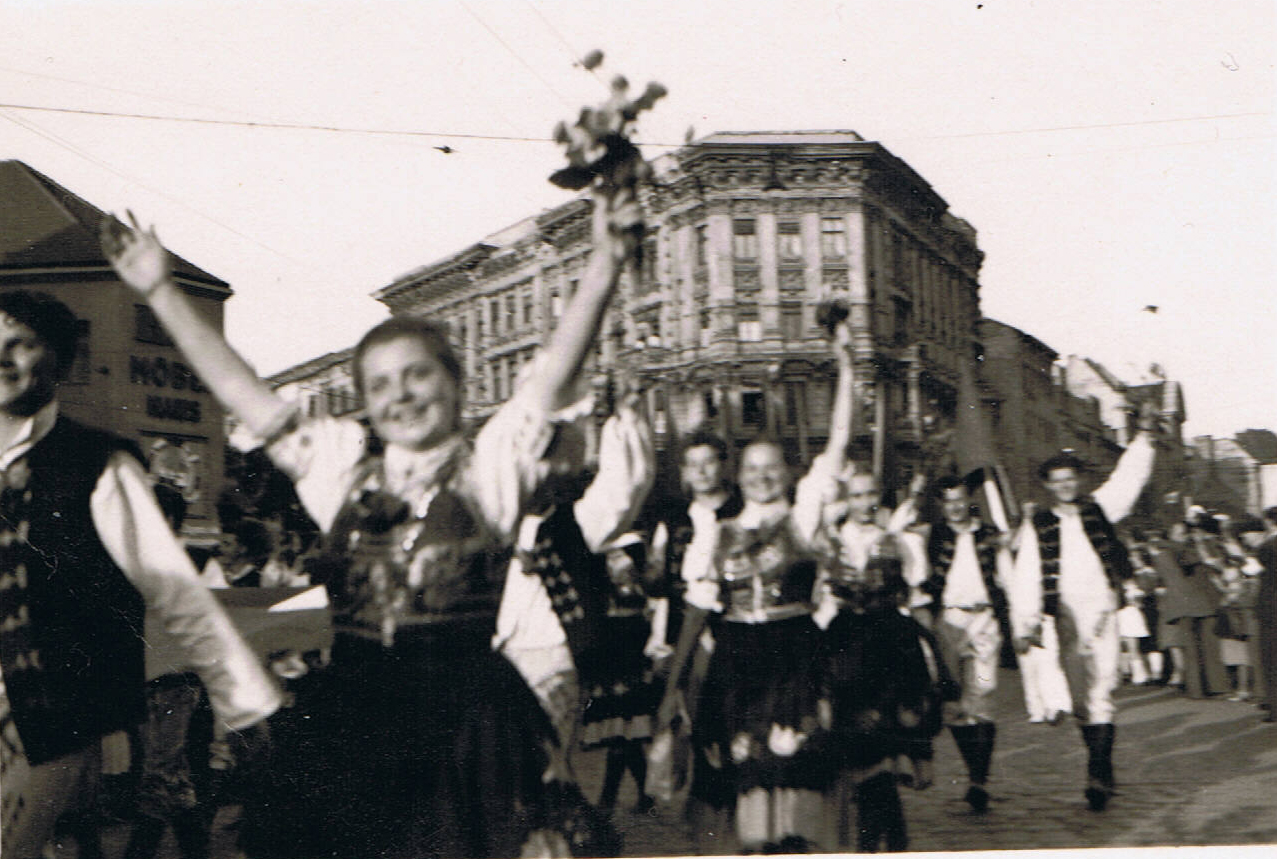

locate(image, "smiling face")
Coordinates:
1043 467 1081 505
359 334 461 453
738 442 788 505
940 485 973 527
0 313 59 418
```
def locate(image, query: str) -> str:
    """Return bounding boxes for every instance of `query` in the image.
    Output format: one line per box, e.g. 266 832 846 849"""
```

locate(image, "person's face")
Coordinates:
1168 522 1188 543
941 486 972 526
360 335 460 452
0 314 59 417
738 443 788 505
1043 467 1081 505
681 444 724 497
606 548 635 579
846 474 879 524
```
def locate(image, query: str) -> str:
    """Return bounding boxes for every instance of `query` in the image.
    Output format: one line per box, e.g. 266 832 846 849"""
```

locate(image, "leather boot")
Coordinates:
1080 723 1116 811
950 722 994 812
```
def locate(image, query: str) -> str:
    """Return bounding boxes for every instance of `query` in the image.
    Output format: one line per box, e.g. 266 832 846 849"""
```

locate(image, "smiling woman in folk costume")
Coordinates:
102 164 644 856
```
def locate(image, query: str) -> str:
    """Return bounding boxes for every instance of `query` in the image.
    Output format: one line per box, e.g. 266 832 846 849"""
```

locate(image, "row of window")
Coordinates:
727 217 848 262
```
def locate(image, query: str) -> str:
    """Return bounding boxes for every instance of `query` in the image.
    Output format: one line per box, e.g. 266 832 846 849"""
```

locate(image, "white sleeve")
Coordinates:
792 450 842 549
897 529 930 588
1093 433 1155 524
1008 520 1044 640
465 354 594 542
574 404 656 553
248 414 369 534
92 452 282 731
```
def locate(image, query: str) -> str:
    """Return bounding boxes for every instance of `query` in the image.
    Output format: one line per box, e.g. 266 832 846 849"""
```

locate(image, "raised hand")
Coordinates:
100 211 172 296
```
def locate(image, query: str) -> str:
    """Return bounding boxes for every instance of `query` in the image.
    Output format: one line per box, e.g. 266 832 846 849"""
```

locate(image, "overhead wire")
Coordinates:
455 0 574 109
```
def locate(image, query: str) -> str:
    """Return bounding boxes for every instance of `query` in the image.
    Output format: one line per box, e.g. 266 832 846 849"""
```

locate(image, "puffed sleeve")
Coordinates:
91 452 282 731
463 353 593 542
234 410 370 534
792 450 843 549
1008 520 1045 640
574 400 656 553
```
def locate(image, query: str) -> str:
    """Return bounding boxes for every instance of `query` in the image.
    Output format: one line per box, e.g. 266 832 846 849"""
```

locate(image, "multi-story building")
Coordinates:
371 130 988 502
1187 430 1277 517
977 318 1119 510
0 161 230 539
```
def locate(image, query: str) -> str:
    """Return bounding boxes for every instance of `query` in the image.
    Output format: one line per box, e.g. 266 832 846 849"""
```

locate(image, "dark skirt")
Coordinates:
695 613 827 796
240 623 554 859
581 614 659 748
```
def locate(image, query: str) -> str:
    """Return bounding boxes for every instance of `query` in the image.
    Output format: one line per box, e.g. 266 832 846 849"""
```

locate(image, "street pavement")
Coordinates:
72 669 1277 856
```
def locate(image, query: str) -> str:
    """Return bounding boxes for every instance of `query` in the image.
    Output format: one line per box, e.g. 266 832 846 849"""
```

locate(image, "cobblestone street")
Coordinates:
79 670 1276 857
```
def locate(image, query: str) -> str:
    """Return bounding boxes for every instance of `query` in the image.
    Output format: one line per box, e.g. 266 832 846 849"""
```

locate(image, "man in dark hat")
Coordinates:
0 290 280 858
923 473 1014 813
1008 401 1158 812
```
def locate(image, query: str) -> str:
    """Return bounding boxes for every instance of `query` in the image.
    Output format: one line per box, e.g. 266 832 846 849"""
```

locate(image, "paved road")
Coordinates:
74 670 1277 856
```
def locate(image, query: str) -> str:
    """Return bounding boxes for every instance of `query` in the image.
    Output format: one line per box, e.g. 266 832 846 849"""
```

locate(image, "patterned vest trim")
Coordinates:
1032 499 1133 616
0 418 145 765
714 516 816 624
525 503 612 686
925 521 1012 639
312 454 509 647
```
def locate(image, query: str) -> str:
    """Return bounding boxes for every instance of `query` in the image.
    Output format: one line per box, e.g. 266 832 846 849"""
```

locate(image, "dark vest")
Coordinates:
657 492 742 642
524 503 612 686
0 418 146 765
925 521 1012 640
1031 500 1133 616
310 456 509 648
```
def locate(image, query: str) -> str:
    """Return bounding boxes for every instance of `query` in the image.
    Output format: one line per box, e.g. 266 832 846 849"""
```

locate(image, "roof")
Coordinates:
266 346 354 387
0 160 229 289
694 130 867 145
1235 429 1277 464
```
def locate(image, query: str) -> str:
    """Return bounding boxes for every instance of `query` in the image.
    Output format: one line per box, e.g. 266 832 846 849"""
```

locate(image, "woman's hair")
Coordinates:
680 429 730 464
351 316 463 398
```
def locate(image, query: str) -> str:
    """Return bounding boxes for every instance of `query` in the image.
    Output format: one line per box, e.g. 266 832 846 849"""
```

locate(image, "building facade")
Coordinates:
0 161 230 538
372 131 988 501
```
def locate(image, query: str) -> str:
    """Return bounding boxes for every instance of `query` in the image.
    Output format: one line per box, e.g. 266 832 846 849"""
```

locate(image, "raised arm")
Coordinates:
825 318 856 473
531 184 640 414
101 215 291 439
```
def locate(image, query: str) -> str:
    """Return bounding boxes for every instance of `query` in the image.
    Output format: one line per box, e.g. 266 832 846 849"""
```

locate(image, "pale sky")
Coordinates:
1 0 1273 440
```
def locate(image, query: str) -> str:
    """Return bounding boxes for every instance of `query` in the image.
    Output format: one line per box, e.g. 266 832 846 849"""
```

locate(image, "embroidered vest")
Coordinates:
311 456 509 647
0 418 145 765
714 516 816 623
1032 500 1133 616
524 503 612 686
925 522 1012 638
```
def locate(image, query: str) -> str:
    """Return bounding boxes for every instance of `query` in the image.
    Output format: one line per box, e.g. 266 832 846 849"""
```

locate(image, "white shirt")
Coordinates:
0 402 281 732
1009 433 1155 637
942 524 992 609
493 404 655 653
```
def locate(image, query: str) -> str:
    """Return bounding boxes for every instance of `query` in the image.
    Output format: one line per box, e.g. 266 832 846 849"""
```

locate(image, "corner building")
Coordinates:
373 131 987 500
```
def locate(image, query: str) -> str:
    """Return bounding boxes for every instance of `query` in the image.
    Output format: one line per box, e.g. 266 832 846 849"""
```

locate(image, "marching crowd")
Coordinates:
2 164 1276 858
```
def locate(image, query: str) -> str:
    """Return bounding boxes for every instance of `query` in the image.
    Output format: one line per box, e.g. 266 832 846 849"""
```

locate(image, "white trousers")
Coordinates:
936 606 1001 723
1016 615 1073 721
1055 601 1121 724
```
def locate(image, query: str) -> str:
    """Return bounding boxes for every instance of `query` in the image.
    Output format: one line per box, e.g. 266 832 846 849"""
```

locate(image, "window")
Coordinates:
732 219 758 260
134 305 172 346
695 225 709 267
785 381 803 426
700 310 713 347
490 298 501 335
522 291 534 328
549 288 563 318
741 389 765 426
492 359 505 401
475 311 484 342
892 296 912 347
505 294 517 333
778 222 803 260
821 217 847 258
737 305 762 342
781 303 803 341
703 389 718 419
67 319 91 384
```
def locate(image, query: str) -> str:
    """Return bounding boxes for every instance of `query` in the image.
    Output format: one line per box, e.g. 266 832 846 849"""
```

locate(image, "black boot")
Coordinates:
950 723 995 813
1080 723 1116 811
